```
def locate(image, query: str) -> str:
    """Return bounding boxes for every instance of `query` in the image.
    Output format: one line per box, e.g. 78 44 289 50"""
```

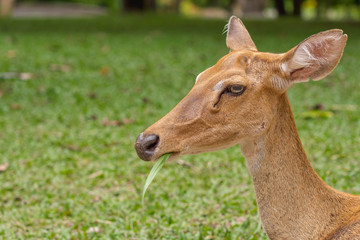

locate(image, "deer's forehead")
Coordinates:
195 51 280 88
196 52 250 83
216 51 251 69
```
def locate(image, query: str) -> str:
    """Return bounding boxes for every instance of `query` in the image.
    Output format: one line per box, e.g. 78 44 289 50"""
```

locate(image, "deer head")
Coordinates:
135 16 347 162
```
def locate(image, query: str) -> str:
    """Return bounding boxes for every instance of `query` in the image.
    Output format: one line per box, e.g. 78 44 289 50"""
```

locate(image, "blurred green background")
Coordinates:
0 0 359 239
1 0 360 20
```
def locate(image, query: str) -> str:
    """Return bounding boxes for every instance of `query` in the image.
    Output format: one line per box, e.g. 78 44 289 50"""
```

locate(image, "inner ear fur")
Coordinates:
281 29 347 83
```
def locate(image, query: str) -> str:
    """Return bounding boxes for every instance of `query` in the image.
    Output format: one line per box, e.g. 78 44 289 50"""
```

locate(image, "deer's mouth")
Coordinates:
165 152 181 162
151 151 181 162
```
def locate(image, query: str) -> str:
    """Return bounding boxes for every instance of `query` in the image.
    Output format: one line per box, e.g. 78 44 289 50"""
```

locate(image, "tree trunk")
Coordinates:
0 0 15 17
293 0 302 16
274 0 287 16
145 0 156 10
123 0 156 12
172 0 182 13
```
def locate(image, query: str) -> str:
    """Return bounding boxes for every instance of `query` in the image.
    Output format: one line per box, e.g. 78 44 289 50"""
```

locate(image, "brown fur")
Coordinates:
135 16 360 239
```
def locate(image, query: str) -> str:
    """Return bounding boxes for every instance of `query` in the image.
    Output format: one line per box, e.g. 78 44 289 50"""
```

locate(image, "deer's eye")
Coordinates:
226 85 246 96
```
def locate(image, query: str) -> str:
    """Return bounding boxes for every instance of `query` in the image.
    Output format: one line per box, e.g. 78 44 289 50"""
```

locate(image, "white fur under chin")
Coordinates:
240 136 266 175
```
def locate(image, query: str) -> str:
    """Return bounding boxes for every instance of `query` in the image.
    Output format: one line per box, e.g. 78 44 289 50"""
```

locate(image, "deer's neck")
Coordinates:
240 93 359 240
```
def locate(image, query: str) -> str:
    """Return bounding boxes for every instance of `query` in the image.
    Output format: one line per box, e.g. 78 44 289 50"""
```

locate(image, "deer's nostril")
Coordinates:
144 134 160 151
135 133 160 161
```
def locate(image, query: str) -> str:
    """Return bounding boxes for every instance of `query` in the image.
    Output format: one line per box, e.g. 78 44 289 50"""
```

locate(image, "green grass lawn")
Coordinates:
0 14 359 239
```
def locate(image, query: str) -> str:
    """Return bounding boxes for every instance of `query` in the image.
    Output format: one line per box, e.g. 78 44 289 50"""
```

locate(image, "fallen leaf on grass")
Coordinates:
50 64 71 73
92 195 101 203
234 216 246 224
225 216 247 229
142 97 150 104
311 103 325 111
0 72 34 80
331 104 358 112
0 91 3 98
100 66 109 76
14 196 22 202
63 221 74 228
300 110 334 119
86 114 98 121
101 118 134 126
176 159 192 168
88 92 97 99
96 219 112 225
105 141 119 147
0 72 16 79
19 73 33 81
10 103 21 110
62 144 80 151
122 118 134 125
204 236 217 240
0 163 9 172
87 226 100 233
88 170 103 179
7 50 17 58
101 118 120 126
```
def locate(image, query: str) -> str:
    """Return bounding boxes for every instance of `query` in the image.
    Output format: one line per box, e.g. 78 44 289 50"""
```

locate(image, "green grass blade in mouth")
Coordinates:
142 153 170 204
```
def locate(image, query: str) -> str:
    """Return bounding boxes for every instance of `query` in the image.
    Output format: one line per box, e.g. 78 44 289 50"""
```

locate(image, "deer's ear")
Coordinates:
226 16 257 52
281 29 347 83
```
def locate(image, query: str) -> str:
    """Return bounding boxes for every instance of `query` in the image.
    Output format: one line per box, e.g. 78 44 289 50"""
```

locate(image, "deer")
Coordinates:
134 16 360 239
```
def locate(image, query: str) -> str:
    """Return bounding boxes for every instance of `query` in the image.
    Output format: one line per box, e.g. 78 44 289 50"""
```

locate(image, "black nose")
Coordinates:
135 133 160 161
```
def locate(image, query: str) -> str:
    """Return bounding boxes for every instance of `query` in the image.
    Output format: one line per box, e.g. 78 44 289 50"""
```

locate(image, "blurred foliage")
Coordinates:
18 0 360 7
19 0 121 12
15 0 360 20
21 0 117 7
190 0 233 9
